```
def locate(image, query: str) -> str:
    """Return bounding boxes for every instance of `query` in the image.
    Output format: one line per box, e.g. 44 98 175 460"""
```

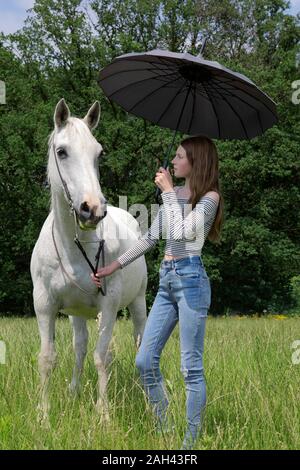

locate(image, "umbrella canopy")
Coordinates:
98 48 278 140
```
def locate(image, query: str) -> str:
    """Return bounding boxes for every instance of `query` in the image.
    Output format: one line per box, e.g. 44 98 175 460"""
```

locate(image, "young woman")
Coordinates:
91 135 223 449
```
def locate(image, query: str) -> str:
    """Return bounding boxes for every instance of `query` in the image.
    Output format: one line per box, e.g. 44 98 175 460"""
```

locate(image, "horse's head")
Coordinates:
48 98 107 230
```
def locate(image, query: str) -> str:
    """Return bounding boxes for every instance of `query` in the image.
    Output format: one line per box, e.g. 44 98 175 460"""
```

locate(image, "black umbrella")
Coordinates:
98 39 278 201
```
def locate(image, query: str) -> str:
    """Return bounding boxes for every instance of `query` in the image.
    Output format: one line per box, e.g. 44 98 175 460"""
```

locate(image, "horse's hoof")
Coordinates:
37 405 51 429
95 401 111 424
69 381 80 397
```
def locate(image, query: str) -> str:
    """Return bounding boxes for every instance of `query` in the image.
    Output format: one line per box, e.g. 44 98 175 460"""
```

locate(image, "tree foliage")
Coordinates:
0 0 299 316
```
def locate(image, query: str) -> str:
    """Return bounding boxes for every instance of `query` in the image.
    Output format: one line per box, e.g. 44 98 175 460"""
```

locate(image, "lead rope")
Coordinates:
51 219 99 296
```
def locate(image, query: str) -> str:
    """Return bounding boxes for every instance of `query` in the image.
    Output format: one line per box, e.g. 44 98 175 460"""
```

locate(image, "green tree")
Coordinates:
0 0 299 316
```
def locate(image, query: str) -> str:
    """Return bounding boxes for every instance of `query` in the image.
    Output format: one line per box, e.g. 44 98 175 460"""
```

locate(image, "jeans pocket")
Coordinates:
174 264 201 279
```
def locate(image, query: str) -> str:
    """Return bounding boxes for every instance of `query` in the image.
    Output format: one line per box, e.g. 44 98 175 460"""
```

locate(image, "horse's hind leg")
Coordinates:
128 288 147 351
35 301 57 425
69 315 88 395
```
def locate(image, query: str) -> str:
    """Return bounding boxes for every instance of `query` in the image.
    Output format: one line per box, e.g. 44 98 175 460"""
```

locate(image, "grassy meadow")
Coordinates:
0 314 299 450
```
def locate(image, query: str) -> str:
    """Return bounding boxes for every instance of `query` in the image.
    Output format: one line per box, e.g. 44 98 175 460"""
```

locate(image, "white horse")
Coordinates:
30 98 147 423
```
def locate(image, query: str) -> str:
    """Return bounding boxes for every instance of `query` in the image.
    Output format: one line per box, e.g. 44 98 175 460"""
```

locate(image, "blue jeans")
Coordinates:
135 255 211 449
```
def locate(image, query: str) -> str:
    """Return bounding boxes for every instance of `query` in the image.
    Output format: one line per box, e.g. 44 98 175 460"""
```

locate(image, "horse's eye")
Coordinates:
57 148 67 158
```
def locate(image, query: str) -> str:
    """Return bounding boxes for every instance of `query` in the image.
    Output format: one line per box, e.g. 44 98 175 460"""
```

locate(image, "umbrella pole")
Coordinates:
155 80 193 204
155 129 178 203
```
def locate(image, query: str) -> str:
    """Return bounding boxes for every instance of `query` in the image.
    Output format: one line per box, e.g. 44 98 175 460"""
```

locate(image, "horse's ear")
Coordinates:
83 101 101 130
54 98 70 128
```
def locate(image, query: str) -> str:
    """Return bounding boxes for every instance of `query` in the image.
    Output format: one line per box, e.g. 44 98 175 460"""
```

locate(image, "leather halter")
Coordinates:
51 140 107 295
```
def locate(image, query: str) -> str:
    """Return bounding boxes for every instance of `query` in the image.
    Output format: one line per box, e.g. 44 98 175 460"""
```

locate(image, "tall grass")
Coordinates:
0 315 299 450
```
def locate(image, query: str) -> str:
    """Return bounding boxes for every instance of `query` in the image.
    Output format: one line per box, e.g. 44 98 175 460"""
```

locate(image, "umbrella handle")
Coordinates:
155 186 161 204
155 159 169 204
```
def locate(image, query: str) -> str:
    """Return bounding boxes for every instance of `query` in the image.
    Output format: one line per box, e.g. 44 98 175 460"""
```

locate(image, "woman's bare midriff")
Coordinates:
163 254 187 260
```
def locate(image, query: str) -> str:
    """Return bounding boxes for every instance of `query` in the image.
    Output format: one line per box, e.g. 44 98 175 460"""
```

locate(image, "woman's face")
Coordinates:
171 145 192 179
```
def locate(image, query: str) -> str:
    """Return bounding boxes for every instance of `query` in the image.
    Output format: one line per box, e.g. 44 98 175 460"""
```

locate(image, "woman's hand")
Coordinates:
90 260 121 287
154 166 174 193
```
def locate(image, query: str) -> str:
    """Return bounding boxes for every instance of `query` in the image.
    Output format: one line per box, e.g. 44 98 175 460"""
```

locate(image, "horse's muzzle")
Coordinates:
78 198 107 227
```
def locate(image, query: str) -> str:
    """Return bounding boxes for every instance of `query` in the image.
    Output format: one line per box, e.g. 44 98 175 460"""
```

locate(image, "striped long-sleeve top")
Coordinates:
117 187 219 269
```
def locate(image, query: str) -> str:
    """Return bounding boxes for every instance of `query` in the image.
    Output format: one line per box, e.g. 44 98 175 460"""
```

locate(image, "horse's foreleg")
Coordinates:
69 315 88 395
36 307 57 425
93 308 117 422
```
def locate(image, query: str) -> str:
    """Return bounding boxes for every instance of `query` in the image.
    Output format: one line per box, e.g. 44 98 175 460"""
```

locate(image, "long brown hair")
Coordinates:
179 135 224 243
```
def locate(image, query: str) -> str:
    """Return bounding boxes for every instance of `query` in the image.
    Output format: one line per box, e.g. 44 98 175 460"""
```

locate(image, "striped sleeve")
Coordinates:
161 190 218 241
117 204 164 269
